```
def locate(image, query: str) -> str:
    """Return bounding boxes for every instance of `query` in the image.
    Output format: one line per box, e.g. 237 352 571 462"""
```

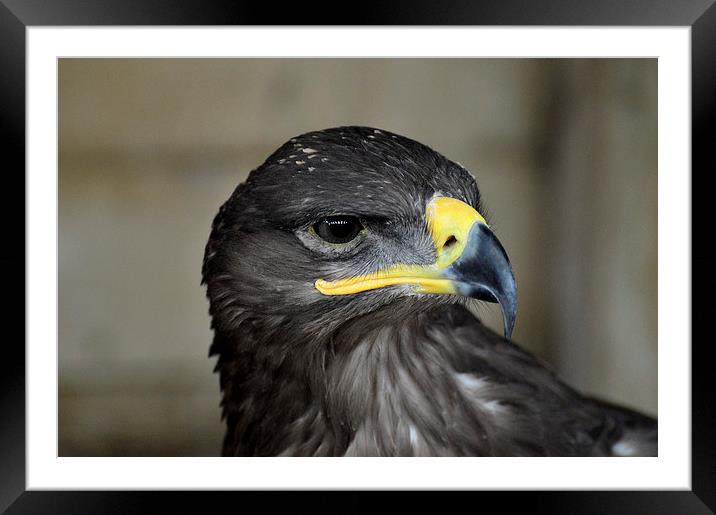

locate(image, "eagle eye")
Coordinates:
312 216 364 244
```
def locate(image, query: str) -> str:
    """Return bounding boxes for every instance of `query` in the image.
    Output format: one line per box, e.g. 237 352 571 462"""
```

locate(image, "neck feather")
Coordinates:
213 300 485 456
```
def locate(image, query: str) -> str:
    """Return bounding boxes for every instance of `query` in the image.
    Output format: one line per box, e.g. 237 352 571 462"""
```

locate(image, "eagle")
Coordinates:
202 126 657 457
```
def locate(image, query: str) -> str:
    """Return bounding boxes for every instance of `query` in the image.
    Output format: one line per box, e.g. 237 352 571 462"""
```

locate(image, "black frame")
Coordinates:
2 1 712 512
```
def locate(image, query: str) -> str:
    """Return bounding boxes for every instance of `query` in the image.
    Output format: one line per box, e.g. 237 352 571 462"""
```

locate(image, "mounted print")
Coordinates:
5 2 709 511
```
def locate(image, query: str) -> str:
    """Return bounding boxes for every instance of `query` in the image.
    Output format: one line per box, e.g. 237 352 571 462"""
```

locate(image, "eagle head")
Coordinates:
202 126 516 344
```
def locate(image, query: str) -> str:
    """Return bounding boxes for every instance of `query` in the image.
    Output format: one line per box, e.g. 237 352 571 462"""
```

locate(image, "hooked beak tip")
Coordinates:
447 223 518 340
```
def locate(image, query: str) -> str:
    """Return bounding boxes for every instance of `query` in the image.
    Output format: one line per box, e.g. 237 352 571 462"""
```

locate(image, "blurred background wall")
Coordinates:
58 58 657 456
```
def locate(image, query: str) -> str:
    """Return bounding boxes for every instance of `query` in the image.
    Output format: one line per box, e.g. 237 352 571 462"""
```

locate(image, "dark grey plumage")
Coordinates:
202 126 657 457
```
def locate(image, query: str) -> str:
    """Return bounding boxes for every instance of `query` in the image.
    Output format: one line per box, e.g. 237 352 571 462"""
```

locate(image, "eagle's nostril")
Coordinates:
442 235 458 252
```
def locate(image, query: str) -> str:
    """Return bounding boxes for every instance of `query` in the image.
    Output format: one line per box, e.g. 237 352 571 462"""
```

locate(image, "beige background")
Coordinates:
59 59 657 456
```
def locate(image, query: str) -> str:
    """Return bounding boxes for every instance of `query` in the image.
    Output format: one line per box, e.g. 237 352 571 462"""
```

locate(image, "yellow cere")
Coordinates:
314 196 487 296
426 196 487 269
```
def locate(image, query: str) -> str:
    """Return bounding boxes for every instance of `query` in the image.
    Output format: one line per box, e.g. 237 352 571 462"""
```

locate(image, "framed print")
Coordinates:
2 0 712 512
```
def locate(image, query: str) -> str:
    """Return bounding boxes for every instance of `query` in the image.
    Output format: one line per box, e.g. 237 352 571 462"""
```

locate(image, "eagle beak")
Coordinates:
424 197 517 339
315 197 517 339
442 218 518 339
